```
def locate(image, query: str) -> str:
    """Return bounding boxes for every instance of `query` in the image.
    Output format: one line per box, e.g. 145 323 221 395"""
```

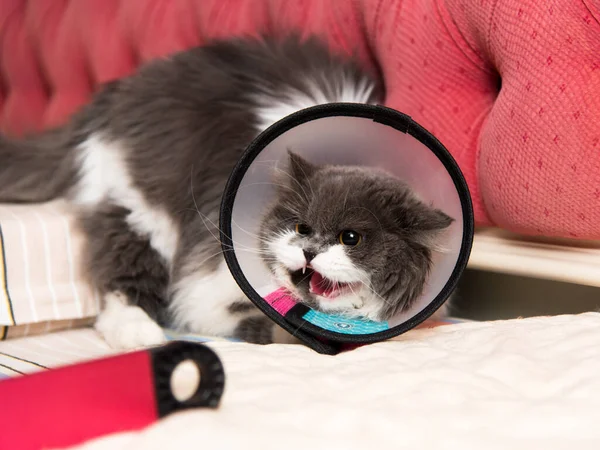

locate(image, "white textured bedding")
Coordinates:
59 313 600 450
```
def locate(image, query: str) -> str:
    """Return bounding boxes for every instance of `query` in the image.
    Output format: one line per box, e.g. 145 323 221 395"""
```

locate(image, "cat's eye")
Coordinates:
339 230 362 246
295 223 312 235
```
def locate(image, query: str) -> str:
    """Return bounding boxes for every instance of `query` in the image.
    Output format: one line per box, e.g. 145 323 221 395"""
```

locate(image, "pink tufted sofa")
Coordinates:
1 0 599 240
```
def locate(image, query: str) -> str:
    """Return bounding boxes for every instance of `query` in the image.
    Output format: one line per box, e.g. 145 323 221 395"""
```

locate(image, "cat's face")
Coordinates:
259 152 454 322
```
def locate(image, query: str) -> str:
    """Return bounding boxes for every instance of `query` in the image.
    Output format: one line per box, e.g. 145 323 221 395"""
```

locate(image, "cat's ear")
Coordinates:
287 150 318 183
405 202 455 251
270 150 318 195
411 204 454 231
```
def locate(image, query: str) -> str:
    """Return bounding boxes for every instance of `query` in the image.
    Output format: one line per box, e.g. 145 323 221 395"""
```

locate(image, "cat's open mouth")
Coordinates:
289 267 358 300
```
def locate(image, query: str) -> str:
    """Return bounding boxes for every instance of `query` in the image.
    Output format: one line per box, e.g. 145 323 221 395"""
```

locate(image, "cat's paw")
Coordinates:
98 315 167 350
234 316 276 344
95 292 167 350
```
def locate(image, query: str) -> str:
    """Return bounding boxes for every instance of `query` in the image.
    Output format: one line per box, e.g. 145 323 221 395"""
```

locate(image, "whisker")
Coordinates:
288 315 309 339
346 282 365 310
230 217 270 243
188 172 267 252
357 279 394 307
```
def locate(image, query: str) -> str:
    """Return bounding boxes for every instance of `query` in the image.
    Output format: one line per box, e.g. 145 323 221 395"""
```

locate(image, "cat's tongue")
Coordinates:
309 271 342 299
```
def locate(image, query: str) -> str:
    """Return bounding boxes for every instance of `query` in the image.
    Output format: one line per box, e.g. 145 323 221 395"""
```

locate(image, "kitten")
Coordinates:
0 35 451 349
260 152 453 323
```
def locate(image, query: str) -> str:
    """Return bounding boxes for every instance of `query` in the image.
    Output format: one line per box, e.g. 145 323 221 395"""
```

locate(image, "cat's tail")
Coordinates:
0 128 77 203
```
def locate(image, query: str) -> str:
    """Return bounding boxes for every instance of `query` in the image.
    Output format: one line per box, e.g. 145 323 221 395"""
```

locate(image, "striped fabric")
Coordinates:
0 318 95 341
0 201 100 339
0 328 112 378
0 328 239 378
0 318 469 378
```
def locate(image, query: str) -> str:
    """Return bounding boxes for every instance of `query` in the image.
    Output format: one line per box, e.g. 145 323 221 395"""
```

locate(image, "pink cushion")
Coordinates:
1 0 598 239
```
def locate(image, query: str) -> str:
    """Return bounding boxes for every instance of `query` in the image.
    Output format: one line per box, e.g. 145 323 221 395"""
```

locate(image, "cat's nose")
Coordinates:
303 249 316 263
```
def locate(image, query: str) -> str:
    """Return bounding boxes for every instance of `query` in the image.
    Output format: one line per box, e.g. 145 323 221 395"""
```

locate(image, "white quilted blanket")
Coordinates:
65 313 600 450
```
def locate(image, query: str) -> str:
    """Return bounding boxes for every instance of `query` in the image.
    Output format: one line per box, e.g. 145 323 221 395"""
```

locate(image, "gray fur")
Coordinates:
0 129 76 202
228 301 260 314
0 34 452 343
234 316 276 345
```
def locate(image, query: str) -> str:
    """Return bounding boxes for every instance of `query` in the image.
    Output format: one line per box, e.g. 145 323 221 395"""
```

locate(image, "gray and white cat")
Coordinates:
0 35 453 349
261 153 453 325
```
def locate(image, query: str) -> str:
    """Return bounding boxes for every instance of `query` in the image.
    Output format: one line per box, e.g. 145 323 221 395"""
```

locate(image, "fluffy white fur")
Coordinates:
169 261 260 337
268 231 382 320
95 292 166 349
311 245 382 320
75 134 179 264
254 76 375 130
311 245 368 284
269 230 305 271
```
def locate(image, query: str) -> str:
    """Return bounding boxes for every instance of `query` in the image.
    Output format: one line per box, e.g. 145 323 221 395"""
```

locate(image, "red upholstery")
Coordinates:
1 0 599 239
